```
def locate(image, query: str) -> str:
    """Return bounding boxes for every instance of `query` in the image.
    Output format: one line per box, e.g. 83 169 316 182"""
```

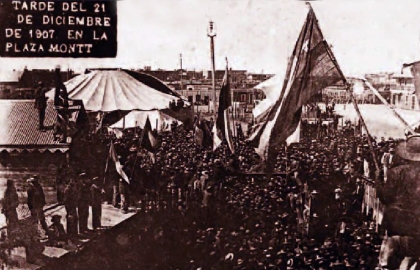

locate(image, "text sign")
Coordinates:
0 0 117 58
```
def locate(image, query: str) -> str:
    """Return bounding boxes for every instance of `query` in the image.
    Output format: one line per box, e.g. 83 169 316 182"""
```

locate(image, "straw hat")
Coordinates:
396 135 420 161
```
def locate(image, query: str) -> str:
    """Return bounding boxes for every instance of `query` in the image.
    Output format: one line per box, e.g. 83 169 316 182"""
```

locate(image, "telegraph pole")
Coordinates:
208 21 217 113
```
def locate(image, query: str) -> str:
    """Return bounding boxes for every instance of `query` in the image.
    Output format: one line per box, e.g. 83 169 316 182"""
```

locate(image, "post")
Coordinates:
231 92 236 139
208 21 217 114
196 92 199 114
156 118 158 132
364 79 415 134
123 115 126 130
180 54 183 91
348 85 381 175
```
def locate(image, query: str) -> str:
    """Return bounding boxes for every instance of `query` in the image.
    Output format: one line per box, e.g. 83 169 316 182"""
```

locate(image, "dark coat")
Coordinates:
34 86 47 109
377 163 420 237
27 182 46 210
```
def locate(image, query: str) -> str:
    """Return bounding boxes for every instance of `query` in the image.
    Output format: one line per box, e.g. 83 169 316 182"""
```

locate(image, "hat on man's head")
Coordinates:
27 177 36 183
78 172 87 178
396 135 420 161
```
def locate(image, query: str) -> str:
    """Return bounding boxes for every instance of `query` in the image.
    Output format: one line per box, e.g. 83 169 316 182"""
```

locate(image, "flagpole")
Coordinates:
227 57 236 140
321 34 380 178
208 21 217 114
348 86 380 173
103 141 112 186
130 120 148 180
364 80 416 134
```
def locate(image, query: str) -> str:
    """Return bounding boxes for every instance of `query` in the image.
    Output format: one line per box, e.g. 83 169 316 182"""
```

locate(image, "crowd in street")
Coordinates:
90 116 401 269
0 107 405 268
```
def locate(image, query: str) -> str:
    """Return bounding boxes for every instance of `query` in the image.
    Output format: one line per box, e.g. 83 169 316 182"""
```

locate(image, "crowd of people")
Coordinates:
0 102 410 268
88 113 403 269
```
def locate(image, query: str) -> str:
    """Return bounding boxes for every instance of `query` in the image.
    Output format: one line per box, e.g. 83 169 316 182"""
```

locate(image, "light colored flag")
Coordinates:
109 141 130 183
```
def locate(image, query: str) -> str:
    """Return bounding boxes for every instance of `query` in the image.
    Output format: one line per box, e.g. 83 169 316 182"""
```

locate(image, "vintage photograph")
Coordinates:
0 0 420 269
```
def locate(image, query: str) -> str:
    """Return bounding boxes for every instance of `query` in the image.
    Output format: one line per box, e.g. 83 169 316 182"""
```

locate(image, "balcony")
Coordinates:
389 84 415 92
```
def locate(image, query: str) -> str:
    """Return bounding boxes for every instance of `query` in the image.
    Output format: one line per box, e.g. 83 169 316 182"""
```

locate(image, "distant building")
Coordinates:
322 77 377 104
0 70 23 98
0 68 77 99
365 72 395 91
389 67 418 110
136 68 204 85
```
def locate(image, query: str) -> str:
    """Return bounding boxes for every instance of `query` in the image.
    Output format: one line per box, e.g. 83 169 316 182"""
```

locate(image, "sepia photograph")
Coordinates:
1 0 420 269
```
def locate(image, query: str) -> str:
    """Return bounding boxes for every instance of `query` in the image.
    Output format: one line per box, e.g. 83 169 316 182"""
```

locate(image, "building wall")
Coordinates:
322 79 378 104
390 91 419 110
0 82 18 98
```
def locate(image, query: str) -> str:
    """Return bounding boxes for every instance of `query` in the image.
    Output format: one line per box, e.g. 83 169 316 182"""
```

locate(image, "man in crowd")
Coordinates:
381 147 394 182
63 177 79 240
77 173 91 235
27 175 48 236
90 176 104 230
34 81 48 131
377 135 420 270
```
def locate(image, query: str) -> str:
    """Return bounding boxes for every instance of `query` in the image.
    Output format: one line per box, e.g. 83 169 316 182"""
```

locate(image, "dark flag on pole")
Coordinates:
141 116 160 152
213 60 235 153
249 5 346 172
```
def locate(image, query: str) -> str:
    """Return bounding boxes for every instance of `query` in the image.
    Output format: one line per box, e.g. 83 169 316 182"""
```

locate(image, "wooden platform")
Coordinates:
2 203 136 269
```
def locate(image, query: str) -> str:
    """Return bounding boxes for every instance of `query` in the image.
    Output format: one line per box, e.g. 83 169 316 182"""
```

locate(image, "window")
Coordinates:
240 94 246 102
413 96 416 110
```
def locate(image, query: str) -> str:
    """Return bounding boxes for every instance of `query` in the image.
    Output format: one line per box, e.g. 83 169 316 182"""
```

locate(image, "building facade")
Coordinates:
322 77 377 104
389 71 418 110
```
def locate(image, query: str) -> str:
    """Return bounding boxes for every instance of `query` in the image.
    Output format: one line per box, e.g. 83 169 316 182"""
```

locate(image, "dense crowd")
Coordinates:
4 102 403 268
94 115 401 269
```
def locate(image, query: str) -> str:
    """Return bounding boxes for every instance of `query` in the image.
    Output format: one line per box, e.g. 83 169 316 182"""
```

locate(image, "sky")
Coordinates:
1 0 420 76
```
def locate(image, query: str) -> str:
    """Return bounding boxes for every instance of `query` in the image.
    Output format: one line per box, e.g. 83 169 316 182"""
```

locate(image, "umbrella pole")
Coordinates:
123 113 126 130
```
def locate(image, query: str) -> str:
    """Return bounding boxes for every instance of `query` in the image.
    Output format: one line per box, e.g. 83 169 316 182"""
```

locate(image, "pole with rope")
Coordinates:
323 28 383 228
347 85 381 174
103 140 112 187
364 80 416 134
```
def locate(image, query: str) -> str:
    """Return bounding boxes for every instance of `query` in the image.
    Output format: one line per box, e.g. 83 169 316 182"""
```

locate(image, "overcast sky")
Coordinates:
2 0 420 76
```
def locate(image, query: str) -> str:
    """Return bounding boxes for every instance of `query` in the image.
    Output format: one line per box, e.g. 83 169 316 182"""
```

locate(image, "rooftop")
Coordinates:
0 100 68 152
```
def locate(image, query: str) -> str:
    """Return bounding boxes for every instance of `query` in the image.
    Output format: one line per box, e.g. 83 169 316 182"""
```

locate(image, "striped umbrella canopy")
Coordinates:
47 70 186 112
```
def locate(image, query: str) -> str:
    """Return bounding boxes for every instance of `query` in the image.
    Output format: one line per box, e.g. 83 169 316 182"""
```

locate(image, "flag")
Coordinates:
249 6 346 172
194 123 204 145
195 120 213 147
286 121 301 145
213 63 235 153
141 116 160 152
108 141 130 183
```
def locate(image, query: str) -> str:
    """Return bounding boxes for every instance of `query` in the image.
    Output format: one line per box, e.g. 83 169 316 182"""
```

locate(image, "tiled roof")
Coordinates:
0 100 68 152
